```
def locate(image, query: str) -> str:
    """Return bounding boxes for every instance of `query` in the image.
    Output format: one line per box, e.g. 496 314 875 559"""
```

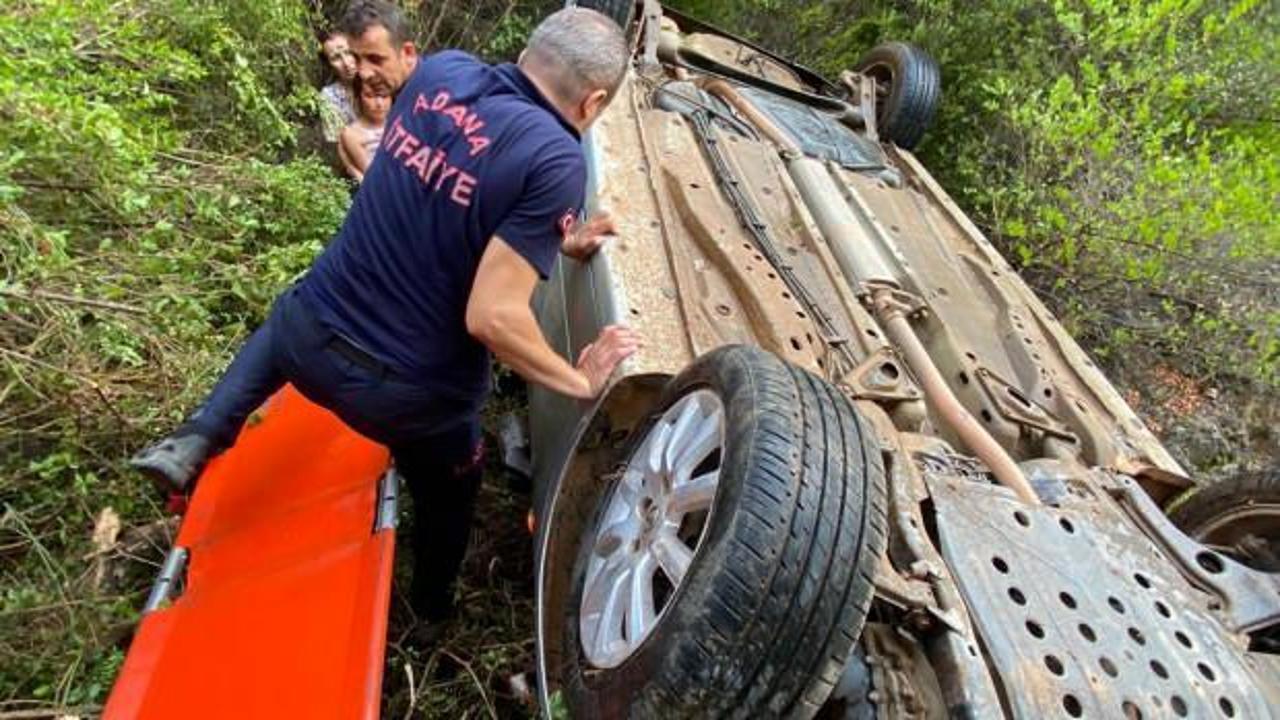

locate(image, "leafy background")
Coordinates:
0 0 1274 716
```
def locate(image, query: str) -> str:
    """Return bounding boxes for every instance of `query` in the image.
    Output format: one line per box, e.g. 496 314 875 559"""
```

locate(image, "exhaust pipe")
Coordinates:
873 289 1041 505
702 79 898 288
703 80 1040 505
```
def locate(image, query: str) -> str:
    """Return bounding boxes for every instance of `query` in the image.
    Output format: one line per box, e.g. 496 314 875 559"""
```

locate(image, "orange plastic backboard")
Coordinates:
104 385 392 720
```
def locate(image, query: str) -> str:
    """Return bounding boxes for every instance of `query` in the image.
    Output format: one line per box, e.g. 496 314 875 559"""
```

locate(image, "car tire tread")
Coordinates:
855 41 941 150
561 345 887 719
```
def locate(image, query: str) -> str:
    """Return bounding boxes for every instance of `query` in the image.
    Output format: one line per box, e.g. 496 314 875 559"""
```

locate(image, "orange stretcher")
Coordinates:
103 385 394 720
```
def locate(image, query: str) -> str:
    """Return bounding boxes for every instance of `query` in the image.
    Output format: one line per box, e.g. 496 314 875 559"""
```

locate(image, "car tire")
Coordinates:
854 42 940 150
559 345 888 718
1168 468 1280 572
573 0 635 31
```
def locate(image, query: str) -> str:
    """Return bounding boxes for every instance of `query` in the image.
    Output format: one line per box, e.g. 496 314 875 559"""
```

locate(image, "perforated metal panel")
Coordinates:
930 477 1278 720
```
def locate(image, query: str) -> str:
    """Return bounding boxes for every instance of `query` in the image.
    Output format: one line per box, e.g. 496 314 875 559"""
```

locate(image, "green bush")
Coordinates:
0 0 349 703
0 0 563 707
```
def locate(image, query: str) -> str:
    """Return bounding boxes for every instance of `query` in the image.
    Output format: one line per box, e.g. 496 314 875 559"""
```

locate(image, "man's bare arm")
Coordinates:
466 236 640 399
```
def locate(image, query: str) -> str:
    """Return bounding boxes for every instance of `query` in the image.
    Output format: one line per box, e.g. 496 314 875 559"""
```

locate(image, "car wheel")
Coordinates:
854 42 940 150
558 345 887 718
573 0 635 31
1169 468 1280 572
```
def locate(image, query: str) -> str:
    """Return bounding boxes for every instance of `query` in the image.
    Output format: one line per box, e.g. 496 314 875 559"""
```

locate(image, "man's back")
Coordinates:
300 50 587 402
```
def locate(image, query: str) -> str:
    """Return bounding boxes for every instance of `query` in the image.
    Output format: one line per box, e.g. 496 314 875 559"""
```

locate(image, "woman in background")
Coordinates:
318 29 358 144
338 77 391 183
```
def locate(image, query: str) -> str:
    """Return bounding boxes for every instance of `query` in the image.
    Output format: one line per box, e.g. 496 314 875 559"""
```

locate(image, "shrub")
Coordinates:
0 0 349 702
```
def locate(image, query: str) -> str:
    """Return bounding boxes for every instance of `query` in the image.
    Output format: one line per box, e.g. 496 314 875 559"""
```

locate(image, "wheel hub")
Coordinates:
1194 503 1280 572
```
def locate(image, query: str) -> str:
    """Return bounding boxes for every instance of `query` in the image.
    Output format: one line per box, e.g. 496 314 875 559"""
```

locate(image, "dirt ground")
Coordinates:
1109 358 1277 488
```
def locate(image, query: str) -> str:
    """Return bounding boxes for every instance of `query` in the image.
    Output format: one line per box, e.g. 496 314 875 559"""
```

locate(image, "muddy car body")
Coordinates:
524 2 1280 716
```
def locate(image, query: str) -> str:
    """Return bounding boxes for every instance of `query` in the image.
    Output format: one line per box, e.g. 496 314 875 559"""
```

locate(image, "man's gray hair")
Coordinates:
523 7 629 103
339 0 412 46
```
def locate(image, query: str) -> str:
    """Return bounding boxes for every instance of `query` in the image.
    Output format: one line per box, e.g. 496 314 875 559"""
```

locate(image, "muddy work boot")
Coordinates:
130 433 213 495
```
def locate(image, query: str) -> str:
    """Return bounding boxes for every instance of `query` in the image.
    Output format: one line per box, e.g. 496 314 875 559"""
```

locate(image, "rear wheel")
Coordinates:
573 0 635 31
558 345 888 718
853 42 940 150
1169 468 1280 572
1170 468 1280 653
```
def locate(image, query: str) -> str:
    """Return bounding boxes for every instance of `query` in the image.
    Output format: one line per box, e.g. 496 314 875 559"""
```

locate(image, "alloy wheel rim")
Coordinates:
579 389 725 669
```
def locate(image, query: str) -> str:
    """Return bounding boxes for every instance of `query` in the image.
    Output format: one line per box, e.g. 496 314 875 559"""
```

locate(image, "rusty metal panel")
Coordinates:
737 85 883 169
929 477 1275 719
635 110 822 370
585 77 695 378
682 33 806 91
889 148 1188 487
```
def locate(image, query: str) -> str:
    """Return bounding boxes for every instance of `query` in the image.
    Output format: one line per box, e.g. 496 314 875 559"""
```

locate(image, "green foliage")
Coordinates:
0 0 560 709
400 0 556 63
484 11 538 59
0 0 349 705
671 0 1279 389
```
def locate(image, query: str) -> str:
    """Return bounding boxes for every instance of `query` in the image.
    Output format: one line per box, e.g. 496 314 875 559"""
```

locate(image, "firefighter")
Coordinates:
131 1 637 635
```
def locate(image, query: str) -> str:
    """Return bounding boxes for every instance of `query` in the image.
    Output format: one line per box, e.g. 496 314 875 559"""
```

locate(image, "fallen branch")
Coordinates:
0 706 101 719
440 649 497 720
0 347 136 430
402 663 417 720
0 287 145 315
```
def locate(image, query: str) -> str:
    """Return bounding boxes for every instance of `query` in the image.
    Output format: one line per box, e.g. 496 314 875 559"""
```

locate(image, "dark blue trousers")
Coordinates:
185 286 484 620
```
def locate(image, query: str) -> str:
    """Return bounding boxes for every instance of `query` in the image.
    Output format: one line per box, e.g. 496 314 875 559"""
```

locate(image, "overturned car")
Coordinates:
523 1 1280 717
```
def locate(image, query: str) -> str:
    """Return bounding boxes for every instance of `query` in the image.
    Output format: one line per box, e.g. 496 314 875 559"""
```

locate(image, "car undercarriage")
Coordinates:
526 2 1280 717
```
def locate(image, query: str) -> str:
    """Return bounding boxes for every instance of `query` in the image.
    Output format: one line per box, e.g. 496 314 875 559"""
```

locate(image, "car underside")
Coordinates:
526 2 1280 717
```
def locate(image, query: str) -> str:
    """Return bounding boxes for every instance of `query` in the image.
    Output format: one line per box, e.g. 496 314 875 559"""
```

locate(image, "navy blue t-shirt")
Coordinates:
298 51 586 408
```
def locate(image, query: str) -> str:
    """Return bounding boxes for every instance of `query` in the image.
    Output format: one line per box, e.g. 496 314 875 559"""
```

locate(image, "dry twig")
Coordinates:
402 663 417 720
440 649 498 720
0 287 145 315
